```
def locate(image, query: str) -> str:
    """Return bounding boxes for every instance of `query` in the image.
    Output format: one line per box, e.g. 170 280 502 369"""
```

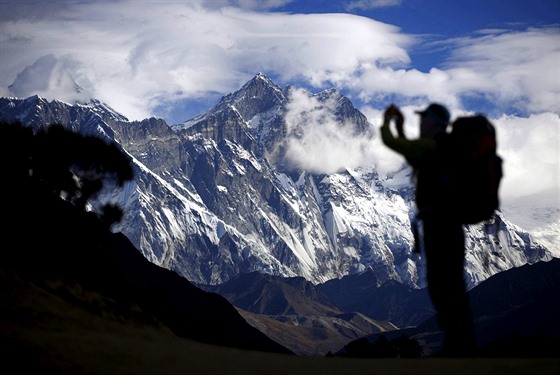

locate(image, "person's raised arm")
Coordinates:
380 104 436 165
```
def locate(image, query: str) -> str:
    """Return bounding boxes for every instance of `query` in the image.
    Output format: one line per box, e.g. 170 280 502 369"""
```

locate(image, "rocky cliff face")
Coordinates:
0 73 551 287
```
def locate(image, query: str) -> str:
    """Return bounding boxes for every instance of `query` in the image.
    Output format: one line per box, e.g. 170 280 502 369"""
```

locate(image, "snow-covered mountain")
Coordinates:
0 73 552 288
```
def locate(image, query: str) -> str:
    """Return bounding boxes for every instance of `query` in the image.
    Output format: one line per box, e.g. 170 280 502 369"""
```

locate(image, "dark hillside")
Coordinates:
202 271 342 316
0 120 291 365
336 258 560 358
201 271 398 356
317 269 433 328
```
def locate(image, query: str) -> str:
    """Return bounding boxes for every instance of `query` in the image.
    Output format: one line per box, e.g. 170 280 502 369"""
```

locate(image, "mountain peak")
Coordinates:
248 72 283 92
235 72 284 100
181 73 286 129
317 87 340 98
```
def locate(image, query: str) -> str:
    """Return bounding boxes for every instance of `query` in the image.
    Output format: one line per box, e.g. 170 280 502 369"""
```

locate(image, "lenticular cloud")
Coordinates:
0 1 412 121
8 54 92 104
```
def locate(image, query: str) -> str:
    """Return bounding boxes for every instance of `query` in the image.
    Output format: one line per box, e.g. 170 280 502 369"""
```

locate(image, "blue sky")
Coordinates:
336 0 560 70
283 0 559 36
0 0 559 247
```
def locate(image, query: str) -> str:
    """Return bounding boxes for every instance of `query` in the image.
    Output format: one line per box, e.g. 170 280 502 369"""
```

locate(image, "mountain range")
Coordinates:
0 73 552 291
1 73 558 360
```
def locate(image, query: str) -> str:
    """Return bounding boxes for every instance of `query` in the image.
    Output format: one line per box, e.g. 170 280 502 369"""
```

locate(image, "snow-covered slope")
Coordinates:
500 189 559 257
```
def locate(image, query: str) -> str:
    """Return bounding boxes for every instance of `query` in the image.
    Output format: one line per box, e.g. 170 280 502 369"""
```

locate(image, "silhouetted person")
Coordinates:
380 103 475 356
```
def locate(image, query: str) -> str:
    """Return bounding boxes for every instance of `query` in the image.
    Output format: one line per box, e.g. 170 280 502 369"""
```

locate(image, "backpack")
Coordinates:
444 115 503 224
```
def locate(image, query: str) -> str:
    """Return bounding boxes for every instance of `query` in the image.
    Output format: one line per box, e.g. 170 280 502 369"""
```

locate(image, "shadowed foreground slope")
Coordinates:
1 272 558 375
0 120 290 364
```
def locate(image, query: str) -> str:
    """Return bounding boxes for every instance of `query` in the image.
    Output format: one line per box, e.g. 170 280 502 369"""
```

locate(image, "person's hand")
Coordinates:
384 104 405 137
395 111 404 138
384 104 399 124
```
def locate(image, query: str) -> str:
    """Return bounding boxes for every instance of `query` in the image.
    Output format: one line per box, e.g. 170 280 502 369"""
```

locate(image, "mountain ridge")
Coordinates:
335 258 560 358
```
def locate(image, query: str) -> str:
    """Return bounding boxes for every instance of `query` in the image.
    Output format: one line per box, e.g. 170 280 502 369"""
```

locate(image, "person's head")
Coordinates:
416 103 450 138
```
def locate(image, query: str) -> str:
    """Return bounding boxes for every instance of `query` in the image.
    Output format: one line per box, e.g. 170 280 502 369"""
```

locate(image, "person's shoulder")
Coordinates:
434 132 451 143
434 133 453 150
428 134 452 161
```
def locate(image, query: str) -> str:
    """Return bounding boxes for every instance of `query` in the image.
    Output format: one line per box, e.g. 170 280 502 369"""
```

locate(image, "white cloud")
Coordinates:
7 54 93 104
443 28 560 114
282 88 377 174
338 27 560 117
0 1 412 121
493 112 560 201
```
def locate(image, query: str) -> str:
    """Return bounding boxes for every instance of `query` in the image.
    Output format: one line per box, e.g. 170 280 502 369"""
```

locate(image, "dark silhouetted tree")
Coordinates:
1 120 134 227
371 335 396 358
392 334 423 358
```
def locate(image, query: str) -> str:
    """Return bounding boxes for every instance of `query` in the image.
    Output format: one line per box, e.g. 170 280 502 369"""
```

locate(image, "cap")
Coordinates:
415 103 450 126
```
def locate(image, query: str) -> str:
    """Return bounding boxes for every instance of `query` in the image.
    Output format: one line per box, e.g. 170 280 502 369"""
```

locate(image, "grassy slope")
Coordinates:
1 270 558 375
